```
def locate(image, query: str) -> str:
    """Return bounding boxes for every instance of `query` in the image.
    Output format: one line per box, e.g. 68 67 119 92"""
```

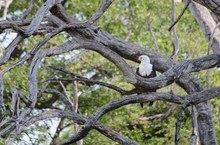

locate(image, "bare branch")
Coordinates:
175 103 189 145
46 66 137 95
193 0 220 16
2 41 82 144
0 0 66 66
188 1 220 54
168 0 191 31
146 17 160 53
74 38 137 84
43 89 74 112
0 76 5 113
72 81 83 145
87 0 115 24
22 0 35 19
0 0 13 19
139 104 177 121
24 109 138 145
137 54 220 90
190 105 198 145
60 87 220 144
170 0 180 59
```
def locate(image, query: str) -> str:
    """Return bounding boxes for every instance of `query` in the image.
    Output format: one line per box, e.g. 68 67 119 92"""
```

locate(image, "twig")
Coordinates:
22 0 35 19
139 104 177 121
218 106 220 122
50 118 65 145
72 81 83 145
0 76 6 113
175 103 190 145
38 49 88 99
170 0 180 59
59 80 74 108
146 17 160 53
190 105 197 145
168 0 191 31
44 89 74 112
86 0 115 24
47 65 137 95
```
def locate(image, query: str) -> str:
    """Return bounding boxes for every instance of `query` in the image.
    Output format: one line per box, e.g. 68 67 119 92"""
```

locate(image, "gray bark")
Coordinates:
0 0 220 145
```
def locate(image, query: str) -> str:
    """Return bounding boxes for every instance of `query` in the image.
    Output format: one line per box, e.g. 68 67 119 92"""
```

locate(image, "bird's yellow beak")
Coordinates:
138 56 143 61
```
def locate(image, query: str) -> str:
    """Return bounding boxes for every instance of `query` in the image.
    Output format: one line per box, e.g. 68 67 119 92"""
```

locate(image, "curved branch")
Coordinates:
46 74 137 95
86 0 115 24
0 0 65 66
137 54 220 89
59 92 183 144
193 0 220 16
4 41 82 144
60 86 220 144
74 38 137 84
24 109 138 145
139 104 177 121
43 89 74 111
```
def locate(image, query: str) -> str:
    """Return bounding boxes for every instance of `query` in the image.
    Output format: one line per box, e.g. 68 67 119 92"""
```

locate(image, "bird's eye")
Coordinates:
138 56 143 61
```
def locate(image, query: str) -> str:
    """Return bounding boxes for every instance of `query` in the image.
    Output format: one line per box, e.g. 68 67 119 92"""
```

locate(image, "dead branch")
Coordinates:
86 0 115 24
139 104 177 121
24 109 138 145
59 87 220 144
168 0 191 31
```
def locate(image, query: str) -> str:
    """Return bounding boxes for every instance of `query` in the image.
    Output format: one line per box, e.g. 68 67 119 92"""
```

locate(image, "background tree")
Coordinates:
0 0 220 145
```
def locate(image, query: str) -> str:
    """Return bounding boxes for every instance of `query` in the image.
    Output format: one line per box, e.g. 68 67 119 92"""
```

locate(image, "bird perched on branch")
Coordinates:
136 55 156 107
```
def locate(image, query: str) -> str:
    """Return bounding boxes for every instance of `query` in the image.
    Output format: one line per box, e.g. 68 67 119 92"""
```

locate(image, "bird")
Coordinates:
136 55 157 107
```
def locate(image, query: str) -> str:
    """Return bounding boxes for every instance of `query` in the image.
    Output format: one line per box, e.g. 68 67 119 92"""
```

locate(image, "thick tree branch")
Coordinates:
188 1 220 54
48 6 218 145
0 1 218 144
137 54 220 89
24 109 138 145
0 0 65 66
193 0 220 16
60 87 220 144
2 41 82 144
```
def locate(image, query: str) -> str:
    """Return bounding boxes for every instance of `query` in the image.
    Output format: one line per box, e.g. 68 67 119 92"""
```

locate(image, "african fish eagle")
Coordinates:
136 55 156 107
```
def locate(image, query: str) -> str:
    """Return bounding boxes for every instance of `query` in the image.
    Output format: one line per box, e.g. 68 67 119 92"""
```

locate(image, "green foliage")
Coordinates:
2 0 220 145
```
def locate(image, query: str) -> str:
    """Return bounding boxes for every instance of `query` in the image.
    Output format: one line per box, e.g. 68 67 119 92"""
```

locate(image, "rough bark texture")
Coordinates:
0 0 220 145
193 0 220 16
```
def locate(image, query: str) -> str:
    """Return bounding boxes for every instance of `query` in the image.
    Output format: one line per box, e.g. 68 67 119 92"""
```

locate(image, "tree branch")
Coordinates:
139 104 177 121
60 87 220 144
86 0 115 24
24 109 138 145
46 66 137 95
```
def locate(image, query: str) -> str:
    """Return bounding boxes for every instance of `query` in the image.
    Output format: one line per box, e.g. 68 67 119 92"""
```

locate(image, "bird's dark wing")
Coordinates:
136 67 144 107
136 67 141 76
151 65 157 92
152 65 156 77
147 65 156 78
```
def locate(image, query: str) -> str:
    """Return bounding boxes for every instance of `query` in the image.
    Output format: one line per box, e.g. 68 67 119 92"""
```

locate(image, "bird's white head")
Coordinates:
138 55 150 63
